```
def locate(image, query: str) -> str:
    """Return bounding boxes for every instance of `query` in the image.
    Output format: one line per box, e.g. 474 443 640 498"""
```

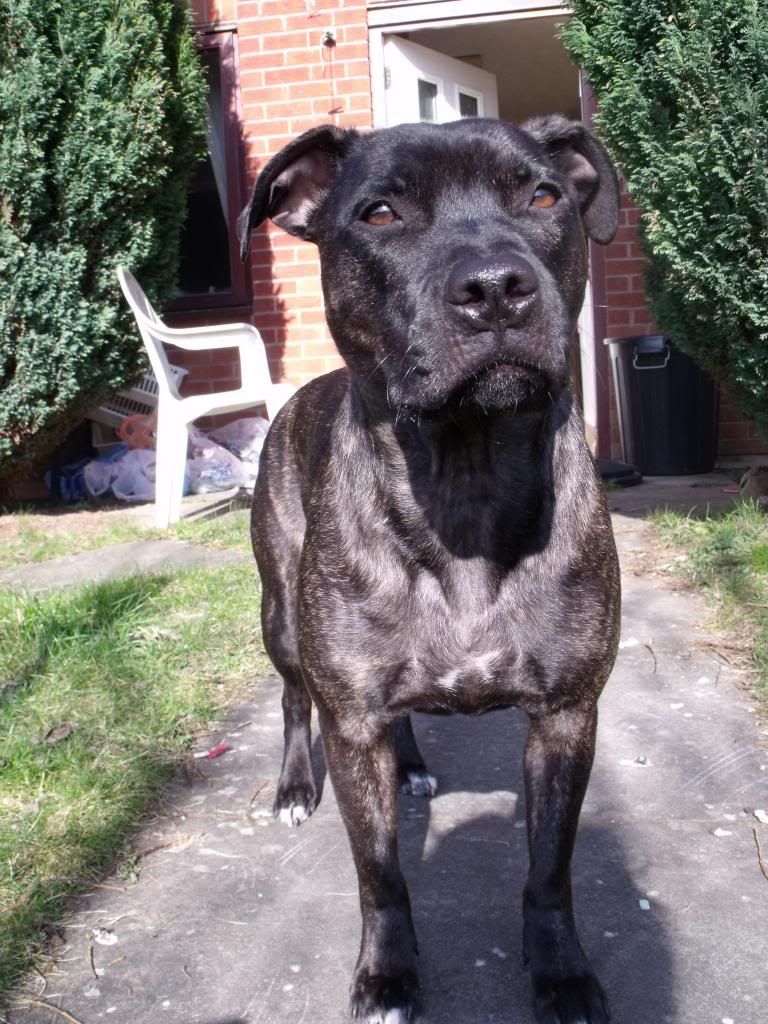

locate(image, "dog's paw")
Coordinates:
350 969 420 1024
399 770 437 799
531 972 609 1024
273 783 316 827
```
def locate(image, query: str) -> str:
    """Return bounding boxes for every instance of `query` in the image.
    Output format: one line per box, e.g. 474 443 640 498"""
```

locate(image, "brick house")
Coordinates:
170 0 767 462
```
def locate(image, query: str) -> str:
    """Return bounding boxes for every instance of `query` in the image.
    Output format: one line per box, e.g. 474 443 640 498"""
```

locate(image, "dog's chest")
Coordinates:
396 563 550 711
307 551 566 714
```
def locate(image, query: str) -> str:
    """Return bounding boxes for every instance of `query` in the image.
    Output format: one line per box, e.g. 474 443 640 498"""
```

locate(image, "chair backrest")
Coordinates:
117 267 182 399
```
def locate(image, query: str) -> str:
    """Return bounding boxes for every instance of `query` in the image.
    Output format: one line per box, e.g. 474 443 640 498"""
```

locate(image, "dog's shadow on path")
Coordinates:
376 708 676 1024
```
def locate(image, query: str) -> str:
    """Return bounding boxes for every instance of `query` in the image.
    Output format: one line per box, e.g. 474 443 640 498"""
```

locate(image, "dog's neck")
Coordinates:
350 385 571 562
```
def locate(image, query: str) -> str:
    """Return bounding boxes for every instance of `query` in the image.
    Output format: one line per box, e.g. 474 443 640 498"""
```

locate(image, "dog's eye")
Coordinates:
531 186 559 209
363 202 396 226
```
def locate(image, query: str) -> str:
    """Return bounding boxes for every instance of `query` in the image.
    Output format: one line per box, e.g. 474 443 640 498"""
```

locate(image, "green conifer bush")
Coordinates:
0 0 207 488
564 1 768 431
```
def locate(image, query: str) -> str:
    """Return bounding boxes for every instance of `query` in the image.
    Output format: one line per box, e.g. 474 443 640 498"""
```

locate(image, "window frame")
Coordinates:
169 29 251 313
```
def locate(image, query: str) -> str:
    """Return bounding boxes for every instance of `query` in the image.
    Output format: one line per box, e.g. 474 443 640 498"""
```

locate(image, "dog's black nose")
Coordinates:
446 255 539 328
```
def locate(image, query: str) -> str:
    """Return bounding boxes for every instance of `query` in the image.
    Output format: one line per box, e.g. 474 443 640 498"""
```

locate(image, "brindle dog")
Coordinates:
239 116 621 1024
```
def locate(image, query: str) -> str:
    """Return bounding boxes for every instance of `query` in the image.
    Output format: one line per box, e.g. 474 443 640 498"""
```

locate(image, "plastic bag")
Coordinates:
187 428 248 494
209 416 269 463
111 449 156 502
84 445 130 498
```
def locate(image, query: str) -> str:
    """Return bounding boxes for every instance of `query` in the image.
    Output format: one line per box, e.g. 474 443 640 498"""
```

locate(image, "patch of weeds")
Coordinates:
652 501 768 698
753 544 768 574
116 854 142 886
0 563 267 1002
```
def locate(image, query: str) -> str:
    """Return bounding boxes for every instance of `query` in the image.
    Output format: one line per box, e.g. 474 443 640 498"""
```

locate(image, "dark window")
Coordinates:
171 31 250 310
459 92 479 118
418 79 438 122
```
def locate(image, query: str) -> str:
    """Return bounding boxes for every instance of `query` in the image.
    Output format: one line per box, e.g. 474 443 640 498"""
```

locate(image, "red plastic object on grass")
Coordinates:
193 742 233 760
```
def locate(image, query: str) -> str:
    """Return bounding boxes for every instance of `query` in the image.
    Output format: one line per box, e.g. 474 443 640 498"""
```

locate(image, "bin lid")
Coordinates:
603 334 669 353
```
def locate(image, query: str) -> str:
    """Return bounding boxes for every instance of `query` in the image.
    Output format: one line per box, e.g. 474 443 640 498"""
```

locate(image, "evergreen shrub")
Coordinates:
0 0 207 488
564 0 768 431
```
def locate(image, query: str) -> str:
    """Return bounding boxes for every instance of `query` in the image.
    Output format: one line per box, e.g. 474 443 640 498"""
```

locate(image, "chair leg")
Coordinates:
154 413 188 528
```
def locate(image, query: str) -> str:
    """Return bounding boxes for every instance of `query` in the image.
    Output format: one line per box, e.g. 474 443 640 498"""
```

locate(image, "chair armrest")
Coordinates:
148 321 263 352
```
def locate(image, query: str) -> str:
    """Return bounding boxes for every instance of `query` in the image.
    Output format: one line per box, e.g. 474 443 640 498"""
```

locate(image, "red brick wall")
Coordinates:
718 391 768 457
603 186 656 458
604 187 654 339
238 0 372 385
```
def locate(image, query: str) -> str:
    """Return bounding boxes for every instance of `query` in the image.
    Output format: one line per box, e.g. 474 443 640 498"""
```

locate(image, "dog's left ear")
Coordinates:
238 125 357 259
522 115 620 245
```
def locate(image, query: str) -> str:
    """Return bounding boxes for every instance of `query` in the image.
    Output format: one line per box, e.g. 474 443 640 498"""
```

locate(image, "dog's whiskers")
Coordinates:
364 354 391 386
398 342 415 365
401 360 423 386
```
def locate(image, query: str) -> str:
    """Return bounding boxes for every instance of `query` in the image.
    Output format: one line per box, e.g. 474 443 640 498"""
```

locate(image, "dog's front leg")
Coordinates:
523 704 609 1024
319 709 420 1024
274 667 316 825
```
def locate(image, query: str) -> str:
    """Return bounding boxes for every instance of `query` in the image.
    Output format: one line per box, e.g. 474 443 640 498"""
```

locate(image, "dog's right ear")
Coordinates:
238 125 356 258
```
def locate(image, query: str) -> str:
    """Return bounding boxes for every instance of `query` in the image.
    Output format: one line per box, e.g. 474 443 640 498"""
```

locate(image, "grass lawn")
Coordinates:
652 501 768 698
0 507 266 1004
0 505 253 569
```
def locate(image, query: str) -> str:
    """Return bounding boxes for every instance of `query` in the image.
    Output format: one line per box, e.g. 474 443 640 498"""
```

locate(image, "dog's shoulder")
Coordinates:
258 367 351 497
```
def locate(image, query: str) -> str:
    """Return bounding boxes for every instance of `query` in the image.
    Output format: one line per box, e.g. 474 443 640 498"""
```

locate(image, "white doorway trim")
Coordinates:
368 2 568 31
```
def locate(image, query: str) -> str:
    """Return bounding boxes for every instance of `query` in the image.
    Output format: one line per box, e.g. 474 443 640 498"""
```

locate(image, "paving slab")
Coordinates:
0 540 249 594
606 471 744 518
7 514 768 1024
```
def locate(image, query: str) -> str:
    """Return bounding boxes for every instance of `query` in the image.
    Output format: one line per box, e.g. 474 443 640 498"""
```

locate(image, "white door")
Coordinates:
383 36 499 127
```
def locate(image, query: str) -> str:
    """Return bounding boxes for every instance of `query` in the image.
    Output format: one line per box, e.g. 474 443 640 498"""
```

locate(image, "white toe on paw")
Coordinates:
290 803 310 826
406 771 438 798
383 1011 409 1024
278 803 310 827
364 1011 408 1024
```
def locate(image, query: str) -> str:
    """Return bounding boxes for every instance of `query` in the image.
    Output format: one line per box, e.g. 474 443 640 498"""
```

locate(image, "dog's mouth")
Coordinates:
465 356 543 385
387 349 561 420
421 357 551 415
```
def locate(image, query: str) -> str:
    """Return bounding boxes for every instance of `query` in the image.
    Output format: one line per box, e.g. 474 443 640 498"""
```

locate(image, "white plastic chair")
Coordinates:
117 267 294 528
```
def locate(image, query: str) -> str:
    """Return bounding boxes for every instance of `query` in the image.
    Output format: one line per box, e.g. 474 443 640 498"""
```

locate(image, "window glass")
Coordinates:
176 49 232 296
418 79 438 122
459 92 479 118
170 32 249 310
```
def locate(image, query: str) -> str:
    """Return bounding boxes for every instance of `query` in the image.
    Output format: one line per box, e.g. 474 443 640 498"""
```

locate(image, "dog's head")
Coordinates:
240 117 619 416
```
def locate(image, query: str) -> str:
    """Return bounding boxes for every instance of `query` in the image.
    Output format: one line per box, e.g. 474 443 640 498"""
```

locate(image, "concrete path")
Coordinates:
7 497 768 1024
0 539 249 594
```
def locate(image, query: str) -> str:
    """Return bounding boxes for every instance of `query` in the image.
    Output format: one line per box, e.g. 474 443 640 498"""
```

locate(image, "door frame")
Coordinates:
368 1 610 455
370 3 568 129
